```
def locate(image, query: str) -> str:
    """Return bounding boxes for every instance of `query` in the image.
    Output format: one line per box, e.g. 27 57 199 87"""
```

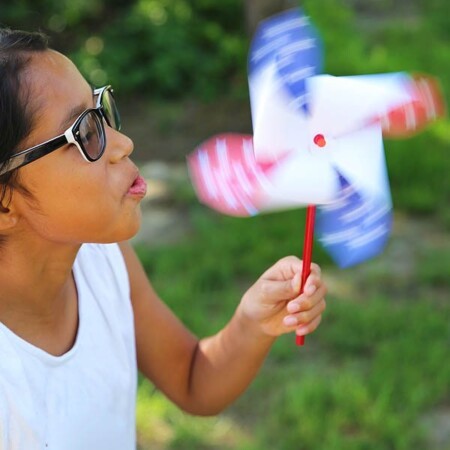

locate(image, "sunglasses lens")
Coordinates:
79 112 105 160
102 89 121 131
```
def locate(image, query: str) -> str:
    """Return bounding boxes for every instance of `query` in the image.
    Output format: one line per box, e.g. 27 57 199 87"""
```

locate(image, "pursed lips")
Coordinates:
127 170 147 197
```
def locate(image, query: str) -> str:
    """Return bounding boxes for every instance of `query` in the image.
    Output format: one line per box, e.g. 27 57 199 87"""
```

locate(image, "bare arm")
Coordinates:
119 241 326 416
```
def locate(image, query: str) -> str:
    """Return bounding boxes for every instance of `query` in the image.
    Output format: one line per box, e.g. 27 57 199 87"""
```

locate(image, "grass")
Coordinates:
133 203 450 450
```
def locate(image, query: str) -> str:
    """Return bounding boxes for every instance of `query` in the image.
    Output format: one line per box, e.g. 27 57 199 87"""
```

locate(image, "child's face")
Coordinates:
10 50 144 244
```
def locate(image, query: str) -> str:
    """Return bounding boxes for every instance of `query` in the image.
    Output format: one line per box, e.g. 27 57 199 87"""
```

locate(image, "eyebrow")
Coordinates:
59 88 96 131
59 104 88 130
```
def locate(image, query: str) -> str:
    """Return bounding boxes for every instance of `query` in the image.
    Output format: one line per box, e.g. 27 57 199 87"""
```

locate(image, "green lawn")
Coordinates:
133 205 449 450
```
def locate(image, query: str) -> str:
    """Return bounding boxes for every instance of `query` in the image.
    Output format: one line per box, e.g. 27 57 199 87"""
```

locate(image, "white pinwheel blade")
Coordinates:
327 124 391 204
250 72 415 165
250 64 309 162
306 73 414 138
261 148 338 207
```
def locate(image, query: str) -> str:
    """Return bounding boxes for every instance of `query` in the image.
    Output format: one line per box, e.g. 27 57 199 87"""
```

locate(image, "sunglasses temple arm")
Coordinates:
0 135 68 175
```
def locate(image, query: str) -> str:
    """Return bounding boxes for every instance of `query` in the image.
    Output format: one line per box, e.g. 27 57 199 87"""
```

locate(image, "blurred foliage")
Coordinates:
1 0 449 99
0 0 248 99
1 0 448 222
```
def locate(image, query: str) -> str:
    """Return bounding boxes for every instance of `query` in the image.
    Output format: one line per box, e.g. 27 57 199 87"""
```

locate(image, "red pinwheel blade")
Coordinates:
381 75 446 138
188 134 281 217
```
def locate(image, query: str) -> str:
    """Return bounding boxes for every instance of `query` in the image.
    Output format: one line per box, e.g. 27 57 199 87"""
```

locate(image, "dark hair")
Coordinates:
0 28 49 211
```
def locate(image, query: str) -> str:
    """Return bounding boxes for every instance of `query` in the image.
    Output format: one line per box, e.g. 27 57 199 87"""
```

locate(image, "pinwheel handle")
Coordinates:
296 205 316 346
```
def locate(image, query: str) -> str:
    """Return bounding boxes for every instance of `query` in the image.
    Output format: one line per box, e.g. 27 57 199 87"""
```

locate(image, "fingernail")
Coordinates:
284 316 298 327
287 301 300 313
291 273 301 292
305 284 316 295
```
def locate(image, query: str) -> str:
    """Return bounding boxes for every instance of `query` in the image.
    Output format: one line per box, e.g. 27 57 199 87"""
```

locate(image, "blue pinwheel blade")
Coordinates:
248 8 323 113
316 172 393 268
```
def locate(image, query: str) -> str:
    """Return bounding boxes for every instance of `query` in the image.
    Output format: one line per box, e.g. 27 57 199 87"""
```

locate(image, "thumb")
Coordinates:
291 271 301 295
259 271 301 303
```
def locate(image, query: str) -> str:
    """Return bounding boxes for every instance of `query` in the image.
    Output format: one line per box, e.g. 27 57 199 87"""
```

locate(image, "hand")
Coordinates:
237 256 327 339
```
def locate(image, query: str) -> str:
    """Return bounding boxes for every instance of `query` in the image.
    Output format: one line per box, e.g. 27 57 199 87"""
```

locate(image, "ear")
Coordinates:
0 202 19 231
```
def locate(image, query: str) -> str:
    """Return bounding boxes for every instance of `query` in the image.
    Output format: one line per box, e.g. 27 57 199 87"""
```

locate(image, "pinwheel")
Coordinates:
187 8 445 346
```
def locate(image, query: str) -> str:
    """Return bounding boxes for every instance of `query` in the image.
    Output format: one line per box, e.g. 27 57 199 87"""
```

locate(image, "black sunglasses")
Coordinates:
0 85 121 176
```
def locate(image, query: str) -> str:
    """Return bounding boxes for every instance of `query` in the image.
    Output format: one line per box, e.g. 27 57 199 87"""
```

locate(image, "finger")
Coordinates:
262 256 303 281
286 283 327 313
297 298 326 325
303 274 326 297
283 298 326 328
310 263 321 277
296 314 323 337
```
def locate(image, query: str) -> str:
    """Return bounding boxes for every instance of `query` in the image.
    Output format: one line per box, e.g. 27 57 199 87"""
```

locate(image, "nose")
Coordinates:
106 127 134 163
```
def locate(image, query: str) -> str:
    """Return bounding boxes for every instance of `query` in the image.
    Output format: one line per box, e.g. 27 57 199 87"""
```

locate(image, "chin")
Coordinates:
119 213 143 241
92 213 142 244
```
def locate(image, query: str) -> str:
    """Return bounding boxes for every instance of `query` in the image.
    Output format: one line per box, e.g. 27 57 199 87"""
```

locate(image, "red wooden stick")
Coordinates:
296 205 316 346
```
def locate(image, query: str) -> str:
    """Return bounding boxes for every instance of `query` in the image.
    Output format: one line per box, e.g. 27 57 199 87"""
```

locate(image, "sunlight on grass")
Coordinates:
136 379 253 450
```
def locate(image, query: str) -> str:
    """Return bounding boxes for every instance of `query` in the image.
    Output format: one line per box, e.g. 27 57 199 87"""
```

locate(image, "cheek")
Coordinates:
24 193 110 241
19 170 114 234
17 161 141 243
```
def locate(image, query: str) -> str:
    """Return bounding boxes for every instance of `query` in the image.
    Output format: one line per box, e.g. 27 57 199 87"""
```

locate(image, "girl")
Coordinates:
0 29 327 449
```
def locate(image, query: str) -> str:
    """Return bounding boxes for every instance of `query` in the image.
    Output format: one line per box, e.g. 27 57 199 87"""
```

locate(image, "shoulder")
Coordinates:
74 241 151 303
116 241 152 300
74 243 132 319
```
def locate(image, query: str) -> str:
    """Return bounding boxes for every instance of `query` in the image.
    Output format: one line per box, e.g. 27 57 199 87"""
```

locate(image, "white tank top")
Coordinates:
0 243 137 450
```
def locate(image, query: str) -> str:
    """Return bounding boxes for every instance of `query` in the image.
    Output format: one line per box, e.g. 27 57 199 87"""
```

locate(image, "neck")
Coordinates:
0 233 81 353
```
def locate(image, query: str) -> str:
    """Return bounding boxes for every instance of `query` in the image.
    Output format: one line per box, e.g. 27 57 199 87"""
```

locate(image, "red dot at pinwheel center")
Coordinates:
313 134 326 147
